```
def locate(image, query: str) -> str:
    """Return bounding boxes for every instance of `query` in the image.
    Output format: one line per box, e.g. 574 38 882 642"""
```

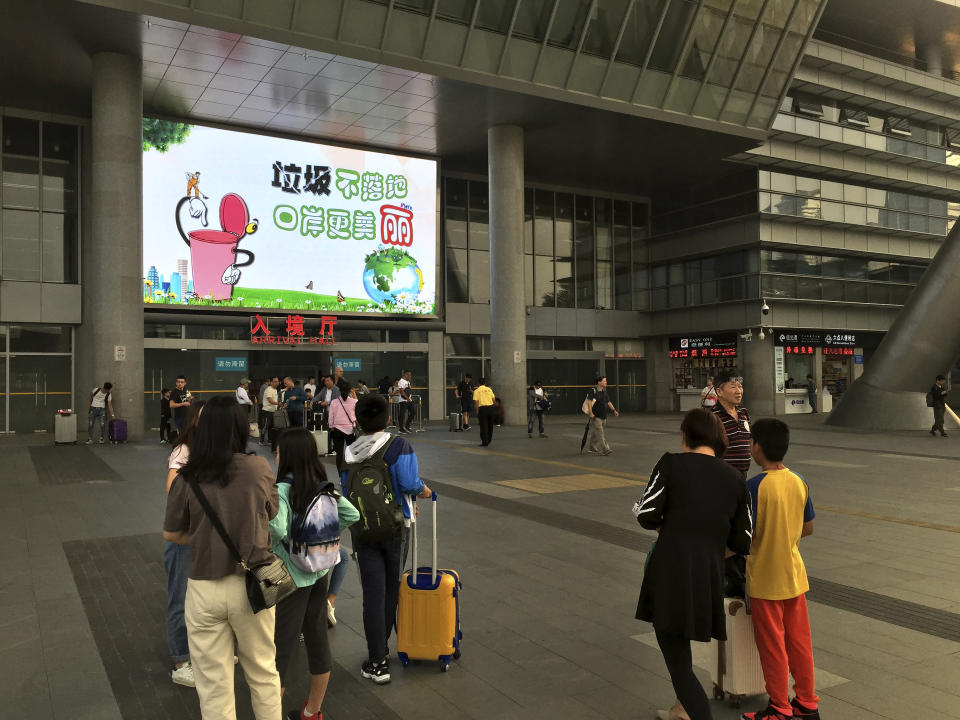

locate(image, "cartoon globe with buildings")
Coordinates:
362 248 424 305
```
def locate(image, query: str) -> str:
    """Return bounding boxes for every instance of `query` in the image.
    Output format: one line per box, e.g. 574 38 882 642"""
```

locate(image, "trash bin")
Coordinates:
55 410 77 445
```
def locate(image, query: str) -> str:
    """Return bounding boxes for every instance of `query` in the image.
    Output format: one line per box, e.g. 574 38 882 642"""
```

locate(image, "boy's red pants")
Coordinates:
749 594 819 714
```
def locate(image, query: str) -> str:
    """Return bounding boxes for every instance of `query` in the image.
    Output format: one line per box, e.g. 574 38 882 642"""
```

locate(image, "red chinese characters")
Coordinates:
380 205 413 247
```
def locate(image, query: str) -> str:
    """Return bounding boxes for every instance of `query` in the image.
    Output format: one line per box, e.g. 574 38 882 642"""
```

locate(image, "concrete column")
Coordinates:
828 218 960 430
427 330 444 421
79 53 144 439
918 42 944 76
488 126 527 426
740 335 775 417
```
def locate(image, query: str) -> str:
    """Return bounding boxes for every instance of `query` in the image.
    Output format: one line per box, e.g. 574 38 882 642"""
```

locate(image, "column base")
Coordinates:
826 382 942 430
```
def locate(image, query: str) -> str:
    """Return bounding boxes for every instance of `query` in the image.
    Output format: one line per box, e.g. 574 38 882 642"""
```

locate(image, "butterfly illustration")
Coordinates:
337 290 345 303
305 281 314 290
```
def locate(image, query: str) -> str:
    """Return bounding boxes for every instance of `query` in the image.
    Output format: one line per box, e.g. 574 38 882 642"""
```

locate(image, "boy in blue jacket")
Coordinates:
342 393 431 685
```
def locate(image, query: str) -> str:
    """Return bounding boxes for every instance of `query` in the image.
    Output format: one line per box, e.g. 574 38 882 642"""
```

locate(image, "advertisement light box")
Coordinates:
142 122 438 316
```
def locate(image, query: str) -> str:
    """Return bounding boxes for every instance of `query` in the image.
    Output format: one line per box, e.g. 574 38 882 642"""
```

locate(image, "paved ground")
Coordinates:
5 411 960 719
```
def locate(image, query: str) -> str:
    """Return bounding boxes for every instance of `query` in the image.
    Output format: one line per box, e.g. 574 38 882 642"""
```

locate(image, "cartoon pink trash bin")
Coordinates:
176 193 258 301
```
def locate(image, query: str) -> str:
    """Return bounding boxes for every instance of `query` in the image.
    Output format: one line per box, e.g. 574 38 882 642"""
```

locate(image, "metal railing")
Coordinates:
388 393 424 433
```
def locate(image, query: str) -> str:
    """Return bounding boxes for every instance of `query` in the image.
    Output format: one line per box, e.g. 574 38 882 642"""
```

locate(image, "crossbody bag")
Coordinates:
186 478 295 613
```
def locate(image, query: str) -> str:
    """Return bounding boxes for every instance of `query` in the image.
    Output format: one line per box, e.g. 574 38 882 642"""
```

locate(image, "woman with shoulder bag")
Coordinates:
271 429 359 720
328 386 358 475
163 396 283 720
633 408 752 720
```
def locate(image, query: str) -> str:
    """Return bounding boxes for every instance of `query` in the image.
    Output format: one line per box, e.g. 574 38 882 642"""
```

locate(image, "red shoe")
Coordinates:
741 704 792 720
287 704 322 720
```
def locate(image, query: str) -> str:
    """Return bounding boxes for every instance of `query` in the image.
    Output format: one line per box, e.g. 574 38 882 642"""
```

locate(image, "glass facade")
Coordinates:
443 177 649 311
1 116 80 283
650 249 759 310
760 249 925 305
363 0 825 131
759 171 957 236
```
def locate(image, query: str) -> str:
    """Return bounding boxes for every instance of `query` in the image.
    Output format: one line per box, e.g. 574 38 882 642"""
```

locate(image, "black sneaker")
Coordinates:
790 697 821 719
741 704 792 720
931 429 937 436
942 432 949 438
361 659 390 684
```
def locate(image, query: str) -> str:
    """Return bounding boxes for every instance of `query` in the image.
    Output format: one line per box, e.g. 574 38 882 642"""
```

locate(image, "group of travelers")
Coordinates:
635 372 819 720
161 391 431 720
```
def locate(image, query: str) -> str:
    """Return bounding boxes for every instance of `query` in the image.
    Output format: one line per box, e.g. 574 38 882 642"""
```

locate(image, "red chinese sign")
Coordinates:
380 205 413 246
250 314 337 345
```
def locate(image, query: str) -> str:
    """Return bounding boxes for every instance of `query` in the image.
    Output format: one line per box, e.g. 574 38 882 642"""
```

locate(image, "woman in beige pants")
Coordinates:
164 396 283 719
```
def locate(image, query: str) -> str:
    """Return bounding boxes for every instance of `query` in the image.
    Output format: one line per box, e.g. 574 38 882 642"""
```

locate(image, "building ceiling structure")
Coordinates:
1 0 763 200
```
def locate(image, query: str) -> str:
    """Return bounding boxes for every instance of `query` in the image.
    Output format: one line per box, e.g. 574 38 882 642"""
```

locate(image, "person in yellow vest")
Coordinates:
473 378 496 448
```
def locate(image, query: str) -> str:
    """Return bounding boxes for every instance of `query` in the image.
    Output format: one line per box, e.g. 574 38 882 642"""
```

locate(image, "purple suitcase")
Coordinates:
109 418 127 443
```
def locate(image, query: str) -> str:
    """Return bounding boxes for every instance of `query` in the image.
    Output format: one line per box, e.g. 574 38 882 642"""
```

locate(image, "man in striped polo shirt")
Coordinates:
711 371 752 597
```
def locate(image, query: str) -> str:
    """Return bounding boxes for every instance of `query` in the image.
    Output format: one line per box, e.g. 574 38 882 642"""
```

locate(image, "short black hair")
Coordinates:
358 379 367 385
751 418 790 462
103 382 113 391
161 388 171 395
714 372 739 388
806 374 813 379
356 394 390 432
478 377 487 385
680 408 728 457
937 374 946 381
176 375 186 381
595 375 606 384
464 373 472 379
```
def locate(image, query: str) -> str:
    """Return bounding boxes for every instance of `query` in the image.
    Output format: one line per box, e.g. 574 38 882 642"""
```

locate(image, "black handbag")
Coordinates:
187 478 296 613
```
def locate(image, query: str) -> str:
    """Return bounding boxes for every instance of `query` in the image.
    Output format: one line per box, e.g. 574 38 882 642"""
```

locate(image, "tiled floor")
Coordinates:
5 412 960 719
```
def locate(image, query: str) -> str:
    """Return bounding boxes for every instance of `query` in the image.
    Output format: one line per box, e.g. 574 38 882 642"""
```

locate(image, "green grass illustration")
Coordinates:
144 286 435 314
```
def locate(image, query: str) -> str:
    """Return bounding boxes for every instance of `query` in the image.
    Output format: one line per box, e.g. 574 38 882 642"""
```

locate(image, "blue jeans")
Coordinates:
328 546 350 597
87 407 106 441
163 541 191 663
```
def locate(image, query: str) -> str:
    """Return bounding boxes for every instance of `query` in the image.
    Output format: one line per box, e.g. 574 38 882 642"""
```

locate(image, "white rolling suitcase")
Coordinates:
709 598 766 708
448 412 462 432
55 414 77 445
312 429 329 456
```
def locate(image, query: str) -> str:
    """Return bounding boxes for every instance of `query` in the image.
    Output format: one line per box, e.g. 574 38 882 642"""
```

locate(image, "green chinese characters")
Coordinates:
274 204 377 241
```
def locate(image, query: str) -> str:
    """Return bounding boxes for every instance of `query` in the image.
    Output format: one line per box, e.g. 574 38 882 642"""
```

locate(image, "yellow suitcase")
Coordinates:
396 494 462 672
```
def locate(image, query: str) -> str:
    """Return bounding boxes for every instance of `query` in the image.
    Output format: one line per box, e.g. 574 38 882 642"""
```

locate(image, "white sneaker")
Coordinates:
171 662 195 687
327 599 337 627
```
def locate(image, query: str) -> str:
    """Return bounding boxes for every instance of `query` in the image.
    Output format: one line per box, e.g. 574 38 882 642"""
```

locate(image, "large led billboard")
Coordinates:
142 122 437 316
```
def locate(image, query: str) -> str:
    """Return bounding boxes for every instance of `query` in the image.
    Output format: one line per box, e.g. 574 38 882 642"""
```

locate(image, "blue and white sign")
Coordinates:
854 354 864 365
216 357 247 372
334 358 362 373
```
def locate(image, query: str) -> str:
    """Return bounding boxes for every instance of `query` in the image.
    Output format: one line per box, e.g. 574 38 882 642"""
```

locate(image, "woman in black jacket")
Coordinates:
634 408 753 720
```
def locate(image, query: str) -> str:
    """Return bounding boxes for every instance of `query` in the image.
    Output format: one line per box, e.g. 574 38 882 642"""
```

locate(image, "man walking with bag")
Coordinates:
929 374 949 437
584 376 618 455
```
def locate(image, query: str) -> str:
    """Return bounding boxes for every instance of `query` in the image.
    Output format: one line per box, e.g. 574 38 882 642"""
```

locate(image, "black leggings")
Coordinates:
655 627 712 720
274 574 331 682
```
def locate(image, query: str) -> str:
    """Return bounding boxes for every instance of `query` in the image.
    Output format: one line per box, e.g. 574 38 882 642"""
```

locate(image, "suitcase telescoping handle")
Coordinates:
411 491 439 587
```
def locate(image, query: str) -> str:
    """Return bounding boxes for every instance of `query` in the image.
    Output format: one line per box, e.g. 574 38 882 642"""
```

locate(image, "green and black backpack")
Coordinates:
345 437 403 544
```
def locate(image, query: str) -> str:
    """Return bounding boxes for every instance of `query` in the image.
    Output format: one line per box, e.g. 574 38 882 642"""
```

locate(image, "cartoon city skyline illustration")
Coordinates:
144 260 194 303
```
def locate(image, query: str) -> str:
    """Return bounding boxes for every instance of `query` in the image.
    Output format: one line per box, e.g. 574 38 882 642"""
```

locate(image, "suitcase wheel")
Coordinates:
453 648 461 660
712 684 724 701
398 652 409 668
441 662 450 672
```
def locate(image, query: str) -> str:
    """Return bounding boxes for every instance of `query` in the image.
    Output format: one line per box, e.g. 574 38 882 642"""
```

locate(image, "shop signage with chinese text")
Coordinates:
249 314 337 346
774 329 859 348
335 358 362 372
668 334 738 359
215 357 247 372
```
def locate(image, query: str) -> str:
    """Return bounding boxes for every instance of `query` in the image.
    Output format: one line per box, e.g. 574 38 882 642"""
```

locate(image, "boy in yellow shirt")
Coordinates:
742 419 819 720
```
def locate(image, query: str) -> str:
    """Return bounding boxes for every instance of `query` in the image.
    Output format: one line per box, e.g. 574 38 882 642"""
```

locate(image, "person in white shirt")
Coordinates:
86 382 114 444
236 379 253 406
396 370 413 434
260 377 280 447
303 376 317 397
701 376 718 408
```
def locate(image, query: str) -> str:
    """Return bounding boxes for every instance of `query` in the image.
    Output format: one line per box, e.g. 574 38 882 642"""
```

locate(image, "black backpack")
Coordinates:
926 390 936 408
345 437 402 544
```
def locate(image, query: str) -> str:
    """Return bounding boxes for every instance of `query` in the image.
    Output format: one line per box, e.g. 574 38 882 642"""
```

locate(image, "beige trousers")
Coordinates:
185 574 282 720
586 417 610 453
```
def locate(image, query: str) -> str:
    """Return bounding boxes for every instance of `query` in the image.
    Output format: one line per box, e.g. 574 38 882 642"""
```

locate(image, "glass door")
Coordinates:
0 357 6 433
9 355 72 433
